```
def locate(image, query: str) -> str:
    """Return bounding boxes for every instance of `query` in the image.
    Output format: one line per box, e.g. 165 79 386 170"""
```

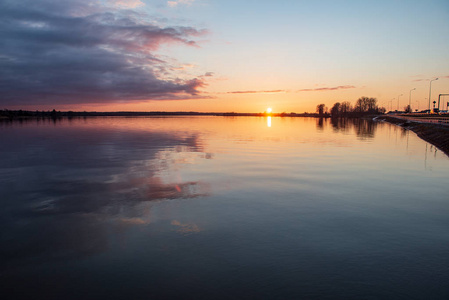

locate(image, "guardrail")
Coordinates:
393 115 449 126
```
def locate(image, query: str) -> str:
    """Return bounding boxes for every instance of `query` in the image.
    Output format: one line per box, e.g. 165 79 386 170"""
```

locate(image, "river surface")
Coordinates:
1 116 448 299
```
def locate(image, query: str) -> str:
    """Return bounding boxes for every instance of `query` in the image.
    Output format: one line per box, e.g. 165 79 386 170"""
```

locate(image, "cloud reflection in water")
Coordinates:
0 118 210 268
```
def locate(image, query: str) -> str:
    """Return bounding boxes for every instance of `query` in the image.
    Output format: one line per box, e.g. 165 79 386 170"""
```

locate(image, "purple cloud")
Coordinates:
0 0 210 106
297 85 356 92
412 75 449 82
227 90 286 94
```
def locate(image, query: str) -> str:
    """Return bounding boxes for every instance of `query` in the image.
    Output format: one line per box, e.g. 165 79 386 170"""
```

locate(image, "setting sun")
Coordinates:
267 108 272 113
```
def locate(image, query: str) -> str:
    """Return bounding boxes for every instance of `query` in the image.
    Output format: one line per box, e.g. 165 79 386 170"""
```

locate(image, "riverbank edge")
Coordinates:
378 116 449 156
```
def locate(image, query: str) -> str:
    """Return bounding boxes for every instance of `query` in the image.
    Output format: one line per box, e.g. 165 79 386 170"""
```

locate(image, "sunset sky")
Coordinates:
1 0 448 113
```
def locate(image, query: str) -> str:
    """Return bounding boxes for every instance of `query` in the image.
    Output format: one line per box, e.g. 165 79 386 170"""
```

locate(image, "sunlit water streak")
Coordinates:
1 116 448 299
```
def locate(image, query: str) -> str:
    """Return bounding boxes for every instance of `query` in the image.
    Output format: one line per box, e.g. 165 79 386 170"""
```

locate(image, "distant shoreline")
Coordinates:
0 111 316 118
0 109 382 119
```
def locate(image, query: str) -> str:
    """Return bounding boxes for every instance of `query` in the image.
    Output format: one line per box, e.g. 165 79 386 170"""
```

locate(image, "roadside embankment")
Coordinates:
378 116 449 156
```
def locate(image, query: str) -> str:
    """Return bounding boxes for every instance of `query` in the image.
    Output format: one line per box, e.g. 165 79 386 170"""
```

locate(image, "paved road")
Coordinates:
393 115 449 126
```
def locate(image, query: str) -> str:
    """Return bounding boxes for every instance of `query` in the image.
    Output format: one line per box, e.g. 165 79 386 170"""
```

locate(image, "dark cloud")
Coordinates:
0 0 209 106
297 85 356 92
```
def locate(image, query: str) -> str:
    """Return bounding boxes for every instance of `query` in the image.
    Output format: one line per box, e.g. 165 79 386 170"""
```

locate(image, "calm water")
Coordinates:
1 116 448 299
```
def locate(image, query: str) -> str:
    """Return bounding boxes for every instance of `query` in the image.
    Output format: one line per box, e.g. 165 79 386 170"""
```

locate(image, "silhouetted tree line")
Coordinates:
0 109 220 119
2 98 386 120
0 109 66 119
317 97 386 117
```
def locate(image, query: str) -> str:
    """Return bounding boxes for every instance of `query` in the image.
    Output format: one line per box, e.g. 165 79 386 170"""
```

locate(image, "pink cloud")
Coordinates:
167 0 195 8
171 64 196 71
107 0 145 8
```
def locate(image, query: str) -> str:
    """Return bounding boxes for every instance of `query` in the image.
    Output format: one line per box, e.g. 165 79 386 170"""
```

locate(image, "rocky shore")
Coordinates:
378 116 449 156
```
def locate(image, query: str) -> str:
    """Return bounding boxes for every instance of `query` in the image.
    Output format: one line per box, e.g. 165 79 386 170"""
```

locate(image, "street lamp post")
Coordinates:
428 78 438 112
409 88 416 113
397 94 403 111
